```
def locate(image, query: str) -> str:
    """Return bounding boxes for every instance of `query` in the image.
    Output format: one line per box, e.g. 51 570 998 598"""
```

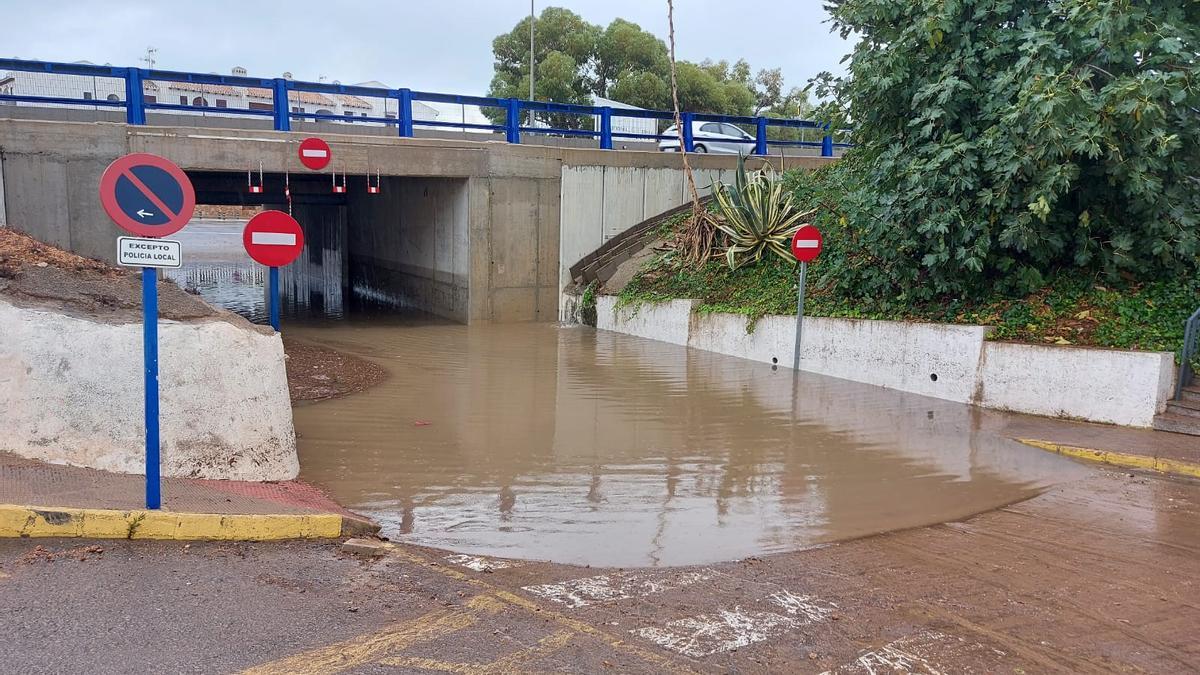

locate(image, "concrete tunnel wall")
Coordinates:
346 177 470 322
0 118 833 323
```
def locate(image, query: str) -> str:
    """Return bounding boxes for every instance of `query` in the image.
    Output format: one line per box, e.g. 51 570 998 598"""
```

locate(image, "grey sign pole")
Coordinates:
793 261 807 371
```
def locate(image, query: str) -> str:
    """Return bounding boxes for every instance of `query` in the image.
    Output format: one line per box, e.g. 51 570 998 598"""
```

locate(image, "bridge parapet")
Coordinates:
0 58 850 157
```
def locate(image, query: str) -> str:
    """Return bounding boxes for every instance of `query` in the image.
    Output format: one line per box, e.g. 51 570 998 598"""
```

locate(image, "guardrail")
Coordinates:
0 58 849 156
1177 306 1200 399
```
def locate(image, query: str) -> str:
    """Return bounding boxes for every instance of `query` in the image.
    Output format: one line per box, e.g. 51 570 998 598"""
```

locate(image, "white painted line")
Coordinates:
251 232 297 246
301 149 329 158
794 240 820 248
819 631 1007 674
632 608 798 657
767 590 837 624
443 554 516 572
522 570 711 608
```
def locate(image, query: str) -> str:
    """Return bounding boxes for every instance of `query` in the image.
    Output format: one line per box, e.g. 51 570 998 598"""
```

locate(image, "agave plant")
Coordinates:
711 157 814 269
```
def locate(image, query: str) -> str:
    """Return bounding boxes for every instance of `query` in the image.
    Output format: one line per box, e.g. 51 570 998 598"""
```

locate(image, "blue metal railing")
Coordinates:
1177 306 1200 399
0 58 848 156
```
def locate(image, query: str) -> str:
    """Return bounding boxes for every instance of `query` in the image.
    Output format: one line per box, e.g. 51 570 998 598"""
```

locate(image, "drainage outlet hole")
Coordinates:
930 373 938 382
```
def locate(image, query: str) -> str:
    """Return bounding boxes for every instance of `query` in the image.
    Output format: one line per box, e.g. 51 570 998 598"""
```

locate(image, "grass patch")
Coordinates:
620 251 1199 354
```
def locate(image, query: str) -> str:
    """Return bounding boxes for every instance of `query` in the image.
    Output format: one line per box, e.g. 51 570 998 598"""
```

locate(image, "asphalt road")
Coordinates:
1 470 1197 674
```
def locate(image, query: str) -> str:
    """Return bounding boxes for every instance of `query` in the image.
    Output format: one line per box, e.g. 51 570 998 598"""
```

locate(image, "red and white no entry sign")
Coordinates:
791 224 823 263
297 137 331 170
243 210 305 267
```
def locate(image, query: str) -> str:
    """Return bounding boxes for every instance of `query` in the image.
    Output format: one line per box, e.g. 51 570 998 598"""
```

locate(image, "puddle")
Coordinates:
289 319 1090 567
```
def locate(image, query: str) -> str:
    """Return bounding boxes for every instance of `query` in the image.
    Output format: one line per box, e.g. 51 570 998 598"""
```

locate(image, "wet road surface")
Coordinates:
290 318 1089 567
1 470 1196 673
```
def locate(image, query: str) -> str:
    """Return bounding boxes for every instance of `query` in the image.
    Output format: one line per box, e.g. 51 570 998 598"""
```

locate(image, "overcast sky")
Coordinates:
1 0 850 95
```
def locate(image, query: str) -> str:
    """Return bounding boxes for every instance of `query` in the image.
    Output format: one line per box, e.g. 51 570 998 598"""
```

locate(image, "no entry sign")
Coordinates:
298 137 331 170
791 224 823 263
243 210 305 267
99 153 196 238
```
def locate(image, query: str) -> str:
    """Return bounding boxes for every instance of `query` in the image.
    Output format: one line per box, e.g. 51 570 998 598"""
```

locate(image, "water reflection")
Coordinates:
290 319 1089 567
164 218 346 324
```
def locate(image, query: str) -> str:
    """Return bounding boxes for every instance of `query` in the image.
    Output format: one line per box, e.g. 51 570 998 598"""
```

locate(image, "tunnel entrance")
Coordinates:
170 170 470 323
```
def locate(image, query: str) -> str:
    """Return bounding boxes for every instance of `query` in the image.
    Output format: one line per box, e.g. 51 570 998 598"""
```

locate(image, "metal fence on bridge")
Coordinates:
0 58 850 156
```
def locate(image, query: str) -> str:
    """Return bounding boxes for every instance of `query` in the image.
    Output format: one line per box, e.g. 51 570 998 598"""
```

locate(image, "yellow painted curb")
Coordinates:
1018 439 1200 479
0 504 343 540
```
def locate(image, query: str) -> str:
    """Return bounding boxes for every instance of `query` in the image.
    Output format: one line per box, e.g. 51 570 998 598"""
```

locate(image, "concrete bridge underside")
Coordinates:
0 119 830 323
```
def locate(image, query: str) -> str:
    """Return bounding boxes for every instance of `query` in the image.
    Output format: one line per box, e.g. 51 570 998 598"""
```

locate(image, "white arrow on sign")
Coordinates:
136 209 154 218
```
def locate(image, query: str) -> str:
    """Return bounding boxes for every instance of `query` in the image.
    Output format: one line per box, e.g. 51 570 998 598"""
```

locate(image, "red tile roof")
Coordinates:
168 82 239 96
293 91 335 106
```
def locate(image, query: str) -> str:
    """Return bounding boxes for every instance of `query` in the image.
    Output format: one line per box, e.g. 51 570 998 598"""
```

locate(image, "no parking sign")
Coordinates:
98 152 197 510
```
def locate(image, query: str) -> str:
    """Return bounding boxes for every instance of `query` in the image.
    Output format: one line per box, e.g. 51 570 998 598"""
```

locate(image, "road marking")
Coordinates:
380 629 574 674
629 589 837 658
249 544 689 674
522 570 711 608
819 631 1007 674
632 608 799 657
1018 439 1200 479
250 232 297 246
387 547 690 673
444 553 518 572
241 595 502 675
767 589 837 623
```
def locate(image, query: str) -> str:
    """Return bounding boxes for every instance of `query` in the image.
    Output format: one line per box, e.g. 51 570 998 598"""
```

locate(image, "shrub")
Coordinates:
811 0 1200 300
711 158 813 269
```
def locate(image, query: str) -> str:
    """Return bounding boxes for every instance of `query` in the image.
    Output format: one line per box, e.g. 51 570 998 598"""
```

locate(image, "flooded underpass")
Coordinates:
287 318 1090 567
166 217 1090 568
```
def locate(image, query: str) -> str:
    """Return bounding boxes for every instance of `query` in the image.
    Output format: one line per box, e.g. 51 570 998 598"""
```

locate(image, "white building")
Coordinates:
0 62 443 127
592 96 656 138
1 62 646 138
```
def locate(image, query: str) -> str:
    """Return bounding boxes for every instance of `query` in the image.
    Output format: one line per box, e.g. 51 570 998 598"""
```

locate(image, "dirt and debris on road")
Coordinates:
1 470 1196 673
0 228 252 325
283 337 388 403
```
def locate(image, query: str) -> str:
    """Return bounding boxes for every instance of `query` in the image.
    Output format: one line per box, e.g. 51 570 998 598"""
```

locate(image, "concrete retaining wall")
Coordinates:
591 295 1176 427
558 164 729 295
0 299 298 480
977 342 1176 427
595 297 696 346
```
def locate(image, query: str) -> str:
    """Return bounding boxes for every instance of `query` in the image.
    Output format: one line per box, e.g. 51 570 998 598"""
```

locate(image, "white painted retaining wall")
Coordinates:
0 299 299 480
592 295 1176 427
977 342 1176 427
595 298 696 347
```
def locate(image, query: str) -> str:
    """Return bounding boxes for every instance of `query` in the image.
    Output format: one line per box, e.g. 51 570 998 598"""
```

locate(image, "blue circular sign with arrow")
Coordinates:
99 153 195 237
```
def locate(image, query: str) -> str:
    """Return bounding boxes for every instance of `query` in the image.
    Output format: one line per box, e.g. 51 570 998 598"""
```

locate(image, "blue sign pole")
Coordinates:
142 267 161 510
269 266 281 332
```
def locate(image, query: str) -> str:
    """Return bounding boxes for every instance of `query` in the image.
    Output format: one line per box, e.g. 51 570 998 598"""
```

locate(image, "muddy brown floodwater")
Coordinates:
290 316 1091 567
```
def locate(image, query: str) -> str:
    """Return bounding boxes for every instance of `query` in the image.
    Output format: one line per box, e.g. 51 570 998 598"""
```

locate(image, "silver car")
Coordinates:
658 121 755 154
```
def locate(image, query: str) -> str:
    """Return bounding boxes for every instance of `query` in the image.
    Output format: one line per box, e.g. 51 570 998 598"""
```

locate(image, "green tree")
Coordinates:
487 7 599 128
485 7 804 129
813 0 1200 300
594 18 670 98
